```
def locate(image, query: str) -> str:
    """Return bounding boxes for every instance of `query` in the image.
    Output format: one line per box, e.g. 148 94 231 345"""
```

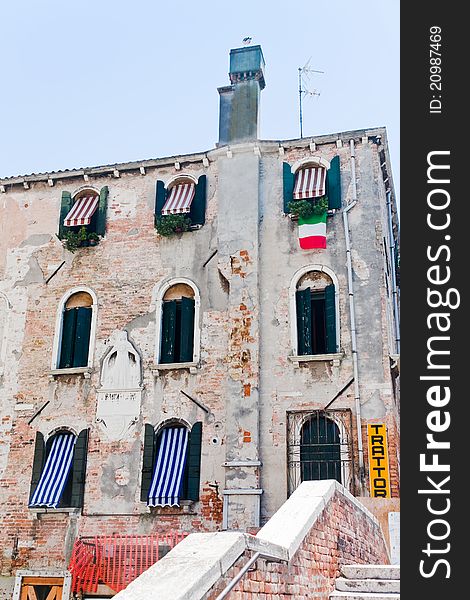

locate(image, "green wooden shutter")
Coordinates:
189 175 207 226
326 156 341 209
141 424 156 502
154 180 167 226
179 297 195 363
95 186 109 237
186 422 202 501
58 191 73 239
296 288 313 355
29 432 45 502
59 308 77 368
70 429 88 508
72 307 92 368
160 300 177 363
283 162 294 213
324 284 337 353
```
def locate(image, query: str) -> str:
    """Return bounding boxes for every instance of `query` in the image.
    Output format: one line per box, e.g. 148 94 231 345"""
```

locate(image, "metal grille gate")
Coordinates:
287 409 355 496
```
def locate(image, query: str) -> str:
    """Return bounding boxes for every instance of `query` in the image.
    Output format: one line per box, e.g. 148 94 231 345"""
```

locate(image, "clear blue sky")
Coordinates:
0 0 399 200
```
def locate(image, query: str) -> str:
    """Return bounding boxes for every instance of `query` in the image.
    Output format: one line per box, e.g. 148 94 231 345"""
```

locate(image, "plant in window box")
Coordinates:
156 214 191 237
62 226 88 253
288 197 329 219
87 232 100 246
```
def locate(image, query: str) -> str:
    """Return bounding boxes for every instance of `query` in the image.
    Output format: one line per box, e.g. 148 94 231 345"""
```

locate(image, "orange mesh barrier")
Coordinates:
69 532 188 593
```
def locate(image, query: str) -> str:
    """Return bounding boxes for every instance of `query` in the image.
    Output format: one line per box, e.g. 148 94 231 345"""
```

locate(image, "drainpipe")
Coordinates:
386 190 400 354
343 139 365 490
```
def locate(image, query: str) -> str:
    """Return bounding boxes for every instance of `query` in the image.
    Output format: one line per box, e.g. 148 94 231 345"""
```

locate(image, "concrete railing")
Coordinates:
113 480 389 600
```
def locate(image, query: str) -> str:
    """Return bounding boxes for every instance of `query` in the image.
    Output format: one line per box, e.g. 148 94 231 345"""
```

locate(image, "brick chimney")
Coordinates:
218 45 266 145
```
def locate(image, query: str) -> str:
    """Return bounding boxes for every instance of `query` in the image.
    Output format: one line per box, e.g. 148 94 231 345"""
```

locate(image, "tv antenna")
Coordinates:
298 58 324 138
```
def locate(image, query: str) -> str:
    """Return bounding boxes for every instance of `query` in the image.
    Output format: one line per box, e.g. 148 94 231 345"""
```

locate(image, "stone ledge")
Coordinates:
48 367 92 379
29 507 81 517
289 353 343 367
152 361 198 374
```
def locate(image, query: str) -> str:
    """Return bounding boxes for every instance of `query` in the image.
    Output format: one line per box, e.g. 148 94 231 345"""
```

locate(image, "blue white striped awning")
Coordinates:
29 432 76 508
148 427 188 507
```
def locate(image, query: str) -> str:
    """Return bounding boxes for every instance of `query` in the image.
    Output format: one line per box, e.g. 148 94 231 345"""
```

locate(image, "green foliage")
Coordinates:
288 197 329 218
62 226 100 252
156 213 191 237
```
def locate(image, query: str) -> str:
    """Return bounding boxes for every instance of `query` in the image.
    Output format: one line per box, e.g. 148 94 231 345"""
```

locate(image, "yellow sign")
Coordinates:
367 423 391 498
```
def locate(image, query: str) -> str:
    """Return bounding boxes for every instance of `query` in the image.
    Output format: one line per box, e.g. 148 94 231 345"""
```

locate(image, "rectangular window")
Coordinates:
155 176 207 230
29 432 76 508
59 306 92 368
29 429 89 509
58 187 108 241
296 284 336 355
141 422 202 504
148 427 189 507
160 298 195 364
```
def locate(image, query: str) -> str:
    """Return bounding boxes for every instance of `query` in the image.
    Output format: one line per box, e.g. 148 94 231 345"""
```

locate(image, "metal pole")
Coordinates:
298 67 303 138
343 139 365 491
215 552 261 600
386 190 400 353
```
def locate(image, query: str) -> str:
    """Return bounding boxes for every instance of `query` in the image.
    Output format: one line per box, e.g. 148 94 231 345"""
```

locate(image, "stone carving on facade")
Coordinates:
96 330 143 440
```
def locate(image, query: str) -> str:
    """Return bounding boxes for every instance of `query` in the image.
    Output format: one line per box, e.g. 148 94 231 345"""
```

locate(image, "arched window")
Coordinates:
293 164 327 200
154 174 207 231
282 155 342 213
29 428 89 509
300 414 342 484
155 279 200 365
290 266 339 356
141 421 202 506
52 287 97 370
58 186 108 243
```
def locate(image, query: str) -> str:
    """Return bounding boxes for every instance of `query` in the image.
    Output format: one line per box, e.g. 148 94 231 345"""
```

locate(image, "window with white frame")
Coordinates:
154 174 207 234
52 287 97 371
29 428 89 509
141 420 202 506
58 186 108 246
290 266 340 356
155 279 200 366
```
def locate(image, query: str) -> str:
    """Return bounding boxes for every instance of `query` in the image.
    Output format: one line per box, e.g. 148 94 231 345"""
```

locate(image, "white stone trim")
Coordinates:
154 277 201 366
289 264 340 356
72 185 101 199
45 426 79 442
165 173 199 188
152 361 198 374
13 570 72 600
154 417 192 435
51 286 98 370
289 353 343 367
290 156 331 174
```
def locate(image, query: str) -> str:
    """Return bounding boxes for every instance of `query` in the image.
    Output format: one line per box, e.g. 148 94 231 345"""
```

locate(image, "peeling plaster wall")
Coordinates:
0 136 399 591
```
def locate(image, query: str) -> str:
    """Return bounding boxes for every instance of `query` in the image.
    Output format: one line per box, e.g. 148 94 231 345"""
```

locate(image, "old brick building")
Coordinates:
0 45 399 599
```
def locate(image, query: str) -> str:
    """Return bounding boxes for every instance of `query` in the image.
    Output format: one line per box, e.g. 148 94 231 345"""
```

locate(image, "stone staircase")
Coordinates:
329 564 400 599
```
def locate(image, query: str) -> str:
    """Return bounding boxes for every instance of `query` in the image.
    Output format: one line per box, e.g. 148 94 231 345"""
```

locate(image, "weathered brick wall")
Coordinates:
206 491 389 600
0 132 399 597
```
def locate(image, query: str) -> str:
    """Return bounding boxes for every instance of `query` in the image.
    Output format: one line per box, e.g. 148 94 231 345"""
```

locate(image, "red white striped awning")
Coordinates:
293 167 326 200
161 183 195 215
64 196 99 227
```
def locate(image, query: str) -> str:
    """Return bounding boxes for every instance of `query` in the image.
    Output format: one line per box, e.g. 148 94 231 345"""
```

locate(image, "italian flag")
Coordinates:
298 211 327 249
